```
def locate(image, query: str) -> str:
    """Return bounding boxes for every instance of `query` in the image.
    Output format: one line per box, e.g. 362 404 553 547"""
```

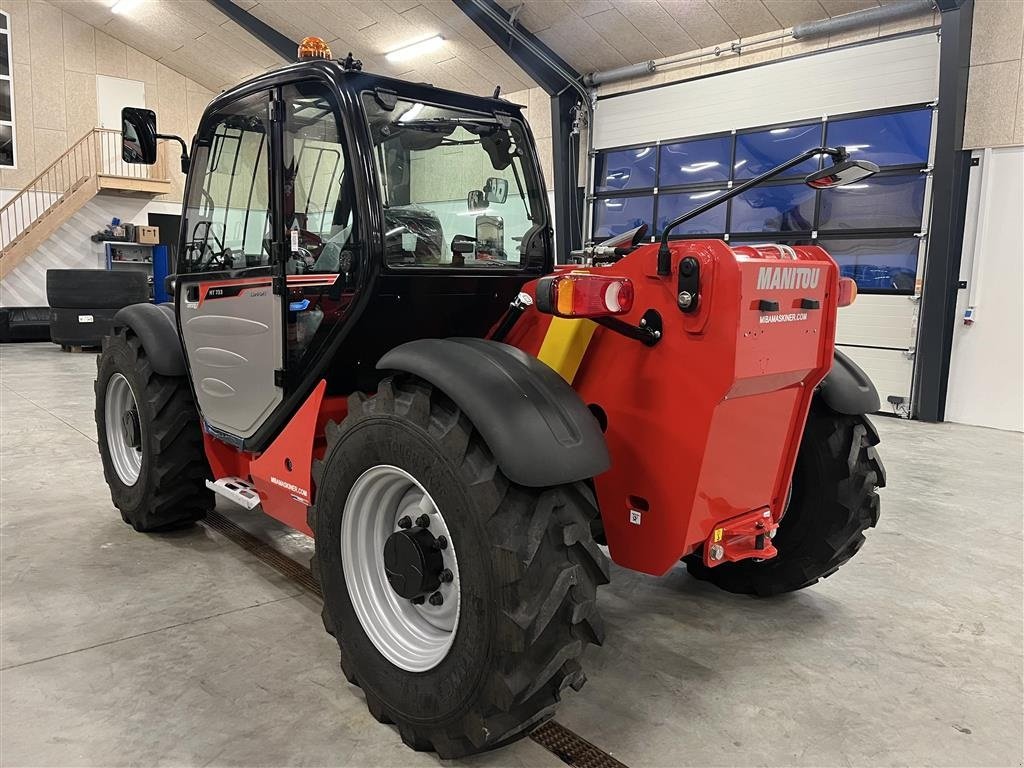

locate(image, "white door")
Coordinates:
96 75 146 176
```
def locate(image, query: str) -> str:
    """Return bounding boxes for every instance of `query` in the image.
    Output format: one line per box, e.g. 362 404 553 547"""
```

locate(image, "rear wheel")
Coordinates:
686 401 885 596
95 328 213 531
310 376 608 758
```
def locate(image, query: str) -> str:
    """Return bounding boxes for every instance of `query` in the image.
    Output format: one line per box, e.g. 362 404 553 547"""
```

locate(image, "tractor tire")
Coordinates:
309 375 609 759
685 401 885 596
47 269 148 310
95 327 213 531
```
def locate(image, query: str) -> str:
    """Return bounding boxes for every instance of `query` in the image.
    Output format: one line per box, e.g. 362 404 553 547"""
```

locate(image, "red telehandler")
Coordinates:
96 47 885 758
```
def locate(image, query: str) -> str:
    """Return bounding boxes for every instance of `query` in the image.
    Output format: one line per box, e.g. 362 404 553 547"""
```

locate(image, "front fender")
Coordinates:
377 338 609 488
113 302 185 377
818 348 880 415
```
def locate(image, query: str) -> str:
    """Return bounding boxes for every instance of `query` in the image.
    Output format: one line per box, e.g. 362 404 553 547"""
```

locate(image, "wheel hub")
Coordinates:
383 526 443 599
121 408 141 449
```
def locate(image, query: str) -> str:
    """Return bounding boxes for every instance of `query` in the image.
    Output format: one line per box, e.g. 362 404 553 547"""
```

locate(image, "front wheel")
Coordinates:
309 376 608 758
686 401 885 596
95 328 213 531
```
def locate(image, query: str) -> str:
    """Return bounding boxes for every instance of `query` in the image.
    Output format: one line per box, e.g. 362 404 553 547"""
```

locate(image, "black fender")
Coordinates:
113 302 186 377
818 348 880 415
377 338 610 488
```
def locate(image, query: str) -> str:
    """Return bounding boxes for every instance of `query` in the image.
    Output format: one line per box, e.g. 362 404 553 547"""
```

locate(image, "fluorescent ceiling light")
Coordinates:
679 161 719 173
110 0 141 14
386 36 444 62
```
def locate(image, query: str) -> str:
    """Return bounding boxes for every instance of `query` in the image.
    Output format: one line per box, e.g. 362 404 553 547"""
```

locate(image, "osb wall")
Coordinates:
0 0 215 202
963 0 1024 149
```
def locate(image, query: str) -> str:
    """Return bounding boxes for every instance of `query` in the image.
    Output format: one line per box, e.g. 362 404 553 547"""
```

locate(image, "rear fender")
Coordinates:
377 338 609 488
112 302 185 377
818 348 880 415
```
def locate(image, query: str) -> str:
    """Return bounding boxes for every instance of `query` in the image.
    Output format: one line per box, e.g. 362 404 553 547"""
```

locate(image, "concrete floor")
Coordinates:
1 341 1021 768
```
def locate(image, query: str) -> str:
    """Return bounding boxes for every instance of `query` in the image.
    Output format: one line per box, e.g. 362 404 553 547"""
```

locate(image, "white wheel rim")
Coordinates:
104 373 143 486
341 464 461 672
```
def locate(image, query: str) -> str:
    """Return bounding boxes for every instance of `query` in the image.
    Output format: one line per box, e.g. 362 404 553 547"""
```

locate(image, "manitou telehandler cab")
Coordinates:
96 40 885 758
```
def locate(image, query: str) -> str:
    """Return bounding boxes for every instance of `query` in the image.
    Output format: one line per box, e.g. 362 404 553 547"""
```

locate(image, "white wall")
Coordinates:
945 146 1024 432
0 192 181 307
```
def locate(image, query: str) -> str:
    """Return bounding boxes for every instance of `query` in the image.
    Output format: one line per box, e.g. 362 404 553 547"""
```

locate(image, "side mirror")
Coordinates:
804 158 879 189
122 107 158 165
484 177 509 204
467 190 487 211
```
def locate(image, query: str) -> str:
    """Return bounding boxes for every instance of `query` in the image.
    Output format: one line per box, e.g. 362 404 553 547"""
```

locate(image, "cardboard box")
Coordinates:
136 225 159 245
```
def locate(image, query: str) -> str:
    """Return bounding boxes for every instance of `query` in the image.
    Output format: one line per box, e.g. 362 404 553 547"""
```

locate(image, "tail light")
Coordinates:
838 277 858 307
536 273 634 318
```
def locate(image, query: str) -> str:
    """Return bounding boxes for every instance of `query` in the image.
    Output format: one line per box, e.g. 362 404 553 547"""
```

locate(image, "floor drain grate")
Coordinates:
203 512 321 596
530 720 628 768
202 511 628 768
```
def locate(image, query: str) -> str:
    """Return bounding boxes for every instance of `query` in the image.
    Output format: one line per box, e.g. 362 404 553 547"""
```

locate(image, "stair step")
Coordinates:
205 477 262 510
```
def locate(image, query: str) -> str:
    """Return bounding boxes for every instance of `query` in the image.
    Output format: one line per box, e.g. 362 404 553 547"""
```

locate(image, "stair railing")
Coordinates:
0 128 170 253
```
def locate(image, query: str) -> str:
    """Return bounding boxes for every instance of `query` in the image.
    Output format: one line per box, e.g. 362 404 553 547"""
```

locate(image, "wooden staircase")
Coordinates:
0 128 173 280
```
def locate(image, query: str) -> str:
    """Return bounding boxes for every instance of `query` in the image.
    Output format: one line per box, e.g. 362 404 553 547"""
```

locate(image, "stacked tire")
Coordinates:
46 269 149 349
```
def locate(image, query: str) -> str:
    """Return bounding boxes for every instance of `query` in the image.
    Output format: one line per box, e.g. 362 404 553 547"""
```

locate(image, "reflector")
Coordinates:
838 277 858 307
536 274 634 319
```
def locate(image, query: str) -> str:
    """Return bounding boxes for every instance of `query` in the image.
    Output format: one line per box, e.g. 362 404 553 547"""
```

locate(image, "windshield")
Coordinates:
362 94 543 268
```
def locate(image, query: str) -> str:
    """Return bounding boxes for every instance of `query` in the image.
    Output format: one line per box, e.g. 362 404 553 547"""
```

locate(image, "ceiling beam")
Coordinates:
205 0 297 63
450 0 580 97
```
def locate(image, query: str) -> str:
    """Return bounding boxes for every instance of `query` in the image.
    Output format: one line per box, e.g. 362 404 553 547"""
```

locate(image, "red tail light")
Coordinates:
536 273 634 318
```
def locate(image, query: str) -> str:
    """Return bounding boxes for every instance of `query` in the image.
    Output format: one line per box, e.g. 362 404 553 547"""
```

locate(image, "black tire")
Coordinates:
95 327 213 531
49 306 118 347
46 269 148 309
686 400 885 596
310 376 609 759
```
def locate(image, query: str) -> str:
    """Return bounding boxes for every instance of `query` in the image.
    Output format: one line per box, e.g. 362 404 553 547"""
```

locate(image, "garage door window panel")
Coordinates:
817 173 926 231
826 108 933 168
593 195 654 240
817 236 920 294
655 189 727 236
595 146 657 192
729 182 816 234
658 135 731 187
734 122 822 180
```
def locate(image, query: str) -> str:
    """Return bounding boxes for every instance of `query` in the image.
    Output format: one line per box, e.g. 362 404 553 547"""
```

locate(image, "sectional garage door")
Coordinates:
590 33 940 417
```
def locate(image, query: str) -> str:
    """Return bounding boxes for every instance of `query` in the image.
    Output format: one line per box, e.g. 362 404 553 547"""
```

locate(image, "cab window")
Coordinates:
181 90 271 274
362 94 543 269
280 81 360 369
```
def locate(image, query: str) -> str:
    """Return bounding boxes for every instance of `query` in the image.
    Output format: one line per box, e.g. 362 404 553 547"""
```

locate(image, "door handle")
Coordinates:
185 284 199 302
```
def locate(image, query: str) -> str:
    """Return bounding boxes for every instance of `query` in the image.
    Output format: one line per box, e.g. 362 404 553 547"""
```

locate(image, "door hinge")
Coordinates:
269 98 284 123
274 368 286 388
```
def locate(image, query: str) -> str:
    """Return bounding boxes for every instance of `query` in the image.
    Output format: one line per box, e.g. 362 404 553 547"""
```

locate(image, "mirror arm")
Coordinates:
156 133 190 173
655 145 848 276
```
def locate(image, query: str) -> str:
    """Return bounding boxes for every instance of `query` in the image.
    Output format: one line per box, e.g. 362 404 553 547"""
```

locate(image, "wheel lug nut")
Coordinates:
411 595 425 605
436 535 448 550
428 591 443 606
415 514 430 528
397 515 412 529
439 568 453 583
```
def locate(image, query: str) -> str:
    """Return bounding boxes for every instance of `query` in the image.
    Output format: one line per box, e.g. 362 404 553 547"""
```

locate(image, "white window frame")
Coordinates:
0 9 16 169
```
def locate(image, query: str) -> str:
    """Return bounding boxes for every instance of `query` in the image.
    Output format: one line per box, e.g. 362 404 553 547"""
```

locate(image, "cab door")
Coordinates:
177 88 285 441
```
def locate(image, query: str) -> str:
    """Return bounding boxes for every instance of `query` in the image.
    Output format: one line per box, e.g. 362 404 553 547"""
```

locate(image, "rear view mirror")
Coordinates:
122 107 158 165
467 190 487 211
484 177 508 204
804 158 879 189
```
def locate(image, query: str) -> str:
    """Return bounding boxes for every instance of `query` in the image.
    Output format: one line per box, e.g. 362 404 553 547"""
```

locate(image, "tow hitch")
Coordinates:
703 508 779 567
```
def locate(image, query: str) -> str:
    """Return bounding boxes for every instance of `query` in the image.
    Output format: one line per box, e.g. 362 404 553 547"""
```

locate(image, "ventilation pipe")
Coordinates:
583 0 937 87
